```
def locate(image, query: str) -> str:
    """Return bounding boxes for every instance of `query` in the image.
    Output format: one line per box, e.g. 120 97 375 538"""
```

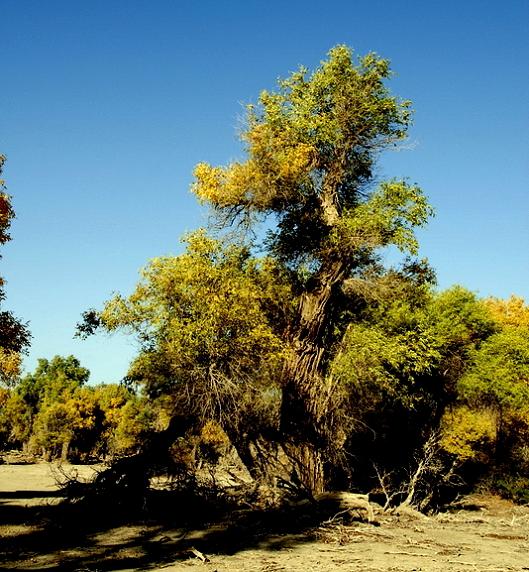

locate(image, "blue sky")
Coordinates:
1 0 528 383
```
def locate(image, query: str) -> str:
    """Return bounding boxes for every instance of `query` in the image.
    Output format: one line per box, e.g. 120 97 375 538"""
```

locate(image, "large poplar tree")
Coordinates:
192 45 432 491
86 46 433 493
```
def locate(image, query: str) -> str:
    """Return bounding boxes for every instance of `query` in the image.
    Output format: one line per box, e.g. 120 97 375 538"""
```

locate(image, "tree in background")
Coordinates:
17 355 90 409
453 296 529 501
0 355 152 461
13 355 90 458
0 155 30 386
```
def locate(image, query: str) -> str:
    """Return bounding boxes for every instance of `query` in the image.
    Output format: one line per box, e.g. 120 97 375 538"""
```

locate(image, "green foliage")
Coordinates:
109 396 154 455
193 46 431 270
438 295 529 496
333 323 442 411
17 355 89 411
337 286 495 411
459 327 529 411
429 287 497 352
332 180 433 256
329 284 501 499
488 474 529 504
91 230 287 430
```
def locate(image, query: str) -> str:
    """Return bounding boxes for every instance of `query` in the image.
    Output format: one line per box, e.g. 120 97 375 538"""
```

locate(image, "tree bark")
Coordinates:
280 257 349 493
61 438 71 462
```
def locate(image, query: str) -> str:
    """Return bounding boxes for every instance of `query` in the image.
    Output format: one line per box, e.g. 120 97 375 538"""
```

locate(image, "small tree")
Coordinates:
16 355 90 457
0 155 30 387
80 231 287 475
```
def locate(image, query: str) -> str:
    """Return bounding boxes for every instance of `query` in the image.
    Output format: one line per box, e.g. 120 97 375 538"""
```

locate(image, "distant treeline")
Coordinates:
0 355 152 461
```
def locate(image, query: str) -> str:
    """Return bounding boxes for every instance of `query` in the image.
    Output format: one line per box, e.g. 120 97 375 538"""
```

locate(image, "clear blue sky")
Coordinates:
2 0 528 384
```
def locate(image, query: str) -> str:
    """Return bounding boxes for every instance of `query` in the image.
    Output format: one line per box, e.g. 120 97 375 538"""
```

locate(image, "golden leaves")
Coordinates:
484 295 529 329
192 138 315 210
440 406 496 461
98 231 288 391
0 348 22 385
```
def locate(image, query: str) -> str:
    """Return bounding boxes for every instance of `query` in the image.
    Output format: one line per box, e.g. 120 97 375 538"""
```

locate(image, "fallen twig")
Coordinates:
189 547 210 563
383 550 432 557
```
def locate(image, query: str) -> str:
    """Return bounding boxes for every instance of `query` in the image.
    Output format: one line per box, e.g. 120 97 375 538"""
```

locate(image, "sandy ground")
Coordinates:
1 461 529 571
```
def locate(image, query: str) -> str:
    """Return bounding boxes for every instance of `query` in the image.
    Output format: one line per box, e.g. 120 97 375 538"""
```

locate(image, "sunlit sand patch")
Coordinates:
0 524 40 537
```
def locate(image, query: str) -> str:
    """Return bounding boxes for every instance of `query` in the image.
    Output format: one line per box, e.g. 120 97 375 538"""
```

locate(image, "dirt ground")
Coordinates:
1 460 529 572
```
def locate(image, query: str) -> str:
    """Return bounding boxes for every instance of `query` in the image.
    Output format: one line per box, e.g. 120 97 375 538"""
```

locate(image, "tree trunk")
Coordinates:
280 257 349 493
61 438 71 461
287 443 326 494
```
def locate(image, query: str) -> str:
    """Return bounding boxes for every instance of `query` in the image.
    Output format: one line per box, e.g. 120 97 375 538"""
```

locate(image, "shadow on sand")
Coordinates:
0 482 372 571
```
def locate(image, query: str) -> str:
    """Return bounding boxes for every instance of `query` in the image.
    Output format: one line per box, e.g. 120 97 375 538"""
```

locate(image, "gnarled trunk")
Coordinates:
280 257 348 493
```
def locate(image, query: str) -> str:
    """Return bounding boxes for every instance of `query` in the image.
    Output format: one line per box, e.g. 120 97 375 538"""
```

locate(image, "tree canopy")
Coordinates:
194 46 433 491
81 46 435 493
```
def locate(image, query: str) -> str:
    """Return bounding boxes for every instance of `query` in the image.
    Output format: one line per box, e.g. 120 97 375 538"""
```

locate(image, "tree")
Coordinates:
82 46 432 494
15 355 91 457
192 46 432 491
81 231 287 476
331 284 497 504
0 155 30 386
1 352 152 460
17 355 90 409
438 297 529 500
458 323 529 458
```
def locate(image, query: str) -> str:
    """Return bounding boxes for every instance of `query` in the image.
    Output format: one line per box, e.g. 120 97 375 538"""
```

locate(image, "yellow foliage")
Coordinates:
0 348 22 384
440 406 497 461
192 137 315 210
151 395 174 431
101 230 286 400
200 420 230 448
484 295 529 329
